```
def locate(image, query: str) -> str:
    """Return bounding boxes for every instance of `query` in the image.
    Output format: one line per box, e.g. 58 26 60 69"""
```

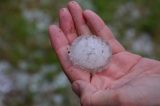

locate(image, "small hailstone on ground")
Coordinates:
68 35 112 73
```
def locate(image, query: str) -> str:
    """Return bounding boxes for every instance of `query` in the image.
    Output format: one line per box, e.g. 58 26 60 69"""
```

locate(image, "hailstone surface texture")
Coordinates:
69 35 112 72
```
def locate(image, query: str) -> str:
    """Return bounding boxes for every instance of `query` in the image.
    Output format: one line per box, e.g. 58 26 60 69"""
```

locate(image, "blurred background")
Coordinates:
0 0 160 106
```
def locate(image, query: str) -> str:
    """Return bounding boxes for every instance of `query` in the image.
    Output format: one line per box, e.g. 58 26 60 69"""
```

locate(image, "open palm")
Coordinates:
49 1 160 106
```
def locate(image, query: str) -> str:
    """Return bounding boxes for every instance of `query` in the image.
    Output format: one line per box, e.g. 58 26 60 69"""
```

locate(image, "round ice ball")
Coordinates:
69 35 112 72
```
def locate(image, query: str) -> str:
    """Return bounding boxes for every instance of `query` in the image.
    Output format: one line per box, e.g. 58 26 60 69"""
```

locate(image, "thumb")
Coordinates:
72 80 121 106
72 80 97 106
91 90 121 106
72 80 96 97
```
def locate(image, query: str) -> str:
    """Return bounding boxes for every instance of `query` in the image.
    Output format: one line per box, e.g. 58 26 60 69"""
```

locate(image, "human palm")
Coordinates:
49 1 160 106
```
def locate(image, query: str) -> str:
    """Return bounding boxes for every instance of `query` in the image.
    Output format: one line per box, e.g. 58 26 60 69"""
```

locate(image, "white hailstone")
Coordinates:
68 35 112 73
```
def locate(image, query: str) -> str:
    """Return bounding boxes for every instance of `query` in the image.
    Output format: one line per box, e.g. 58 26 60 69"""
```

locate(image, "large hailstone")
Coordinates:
68 35 112 73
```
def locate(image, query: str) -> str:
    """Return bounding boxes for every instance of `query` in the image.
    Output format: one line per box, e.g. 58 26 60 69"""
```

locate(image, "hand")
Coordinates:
49 1 160 106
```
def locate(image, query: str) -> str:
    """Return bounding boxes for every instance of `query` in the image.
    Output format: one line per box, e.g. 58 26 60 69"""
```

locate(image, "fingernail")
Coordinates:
69 1 78 5
72 82 80 96
60 8 67 12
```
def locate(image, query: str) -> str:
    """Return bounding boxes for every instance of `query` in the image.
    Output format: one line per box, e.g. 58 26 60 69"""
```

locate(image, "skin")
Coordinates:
48 1 160 106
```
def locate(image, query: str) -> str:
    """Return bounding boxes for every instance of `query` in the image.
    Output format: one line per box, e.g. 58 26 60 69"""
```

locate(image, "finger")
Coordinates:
68 1 91 35
83 10 125 54
49 25 90 82
49 25 71 69
59 8 77 43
